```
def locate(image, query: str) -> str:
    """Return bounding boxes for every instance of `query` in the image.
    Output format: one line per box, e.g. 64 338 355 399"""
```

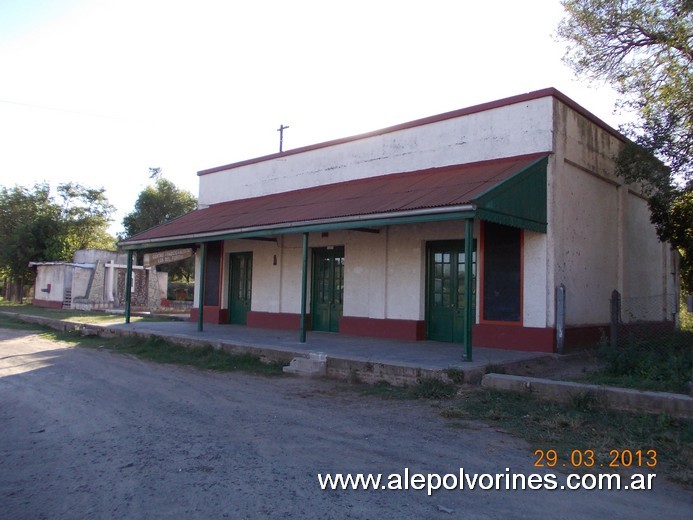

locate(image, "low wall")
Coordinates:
482 373 693 419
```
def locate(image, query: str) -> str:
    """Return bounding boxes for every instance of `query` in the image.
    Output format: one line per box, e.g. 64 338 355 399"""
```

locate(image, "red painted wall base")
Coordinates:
564 325 609 351
247 311 310 330
473 323 611 353
188 308 613 353
32 299 64 309
473 324 556 352
189 306 225 324
247 312 425 340
339 316 426 340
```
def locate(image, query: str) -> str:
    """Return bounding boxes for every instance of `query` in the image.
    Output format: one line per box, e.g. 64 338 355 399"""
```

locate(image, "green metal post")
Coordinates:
464 219 474 361
197 243 207 332
124 250 133 324
299 232 309 343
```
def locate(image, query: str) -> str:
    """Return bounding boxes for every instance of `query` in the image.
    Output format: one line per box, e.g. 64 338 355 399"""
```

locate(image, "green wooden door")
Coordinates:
228 252 252 325
311 246 344 332
427 241 475 343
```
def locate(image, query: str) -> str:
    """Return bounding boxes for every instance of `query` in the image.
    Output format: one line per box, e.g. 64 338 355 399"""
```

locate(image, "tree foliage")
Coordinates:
0 182 115 301
121 177 197 281
57 183 116 253
121 178 197 239
559 0 693 290
558 0 692 182
662 189 693 293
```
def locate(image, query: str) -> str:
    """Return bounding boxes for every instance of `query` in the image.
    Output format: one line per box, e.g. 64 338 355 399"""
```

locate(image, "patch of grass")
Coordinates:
361 378 457 400
361 380 411 399
0 315 47 331
440 389 692 486
0 315 285 376
593 330 692 394
0 303 176 324
409 377 457 399
100 335 285 375
569 391 599 413
445 367 465 384
679 295 693 332
583 372 690 393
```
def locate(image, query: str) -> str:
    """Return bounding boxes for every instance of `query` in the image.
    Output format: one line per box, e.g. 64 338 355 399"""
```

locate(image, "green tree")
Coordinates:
558 0 693 289
661 190 693 294
57 182 116 252
0 182 115 302
121 177 197 281
121 178 197 238
0 184 61 301
558 0 692 181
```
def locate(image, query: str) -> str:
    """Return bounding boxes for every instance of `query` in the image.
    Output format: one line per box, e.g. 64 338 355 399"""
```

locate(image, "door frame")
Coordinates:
310 246 345 332
228 251 253 325
425 239 476 343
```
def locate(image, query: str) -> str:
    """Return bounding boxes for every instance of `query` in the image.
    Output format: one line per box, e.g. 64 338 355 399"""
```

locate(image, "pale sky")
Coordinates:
0 0 625 236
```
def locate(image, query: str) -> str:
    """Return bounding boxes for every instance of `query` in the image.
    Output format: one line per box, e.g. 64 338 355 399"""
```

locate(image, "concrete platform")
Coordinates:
110 320 555 385
4 312 690 417
2 312 550 385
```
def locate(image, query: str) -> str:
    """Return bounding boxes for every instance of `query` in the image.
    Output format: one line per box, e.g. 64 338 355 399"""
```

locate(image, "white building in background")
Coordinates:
119 89 679 353
31 249 167 311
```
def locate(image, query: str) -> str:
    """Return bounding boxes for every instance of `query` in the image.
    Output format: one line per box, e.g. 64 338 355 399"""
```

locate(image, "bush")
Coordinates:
599 330 692 393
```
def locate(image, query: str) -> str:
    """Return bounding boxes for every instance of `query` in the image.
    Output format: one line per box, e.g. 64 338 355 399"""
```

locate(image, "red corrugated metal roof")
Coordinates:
121 153 548 245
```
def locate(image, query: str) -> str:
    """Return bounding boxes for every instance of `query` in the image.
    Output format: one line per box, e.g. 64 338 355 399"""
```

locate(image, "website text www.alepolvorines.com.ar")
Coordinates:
317 468 657 495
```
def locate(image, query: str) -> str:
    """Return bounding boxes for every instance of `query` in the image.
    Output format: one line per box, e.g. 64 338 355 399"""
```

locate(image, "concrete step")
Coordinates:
283 352 327 377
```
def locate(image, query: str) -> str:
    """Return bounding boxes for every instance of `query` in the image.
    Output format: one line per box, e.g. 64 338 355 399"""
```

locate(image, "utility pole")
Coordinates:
277 124 289 153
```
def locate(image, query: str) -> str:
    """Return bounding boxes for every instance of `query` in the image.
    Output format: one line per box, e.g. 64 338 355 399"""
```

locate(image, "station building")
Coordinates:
119 89 679 354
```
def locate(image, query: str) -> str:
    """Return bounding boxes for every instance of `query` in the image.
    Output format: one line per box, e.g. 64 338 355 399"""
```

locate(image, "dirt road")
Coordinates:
1 328 690 519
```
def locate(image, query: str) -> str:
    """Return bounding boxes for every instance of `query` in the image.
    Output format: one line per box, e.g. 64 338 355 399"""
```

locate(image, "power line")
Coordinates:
0 98 129 121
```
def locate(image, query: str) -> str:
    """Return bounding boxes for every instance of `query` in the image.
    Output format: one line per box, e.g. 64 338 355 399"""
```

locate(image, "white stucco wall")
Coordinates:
73 249 127 264
551 102 621 326
222 239 282 314
343 231 387 319
217 220 479 323
622 192 673 321
523 231 548 328
385 225 427 321
34 265 68 304
71 266 93 299
198 97 554 207
277 234 306 314
549 98 674 327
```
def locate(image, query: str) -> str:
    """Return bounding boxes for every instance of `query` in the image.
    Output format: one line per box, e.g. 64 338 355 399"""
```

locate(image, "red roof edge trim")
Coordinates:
197 88 625 176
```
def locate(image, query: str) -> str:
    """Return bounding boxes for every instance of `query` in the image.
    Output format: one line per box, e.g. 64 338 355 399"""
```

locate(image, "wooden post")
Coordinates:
556 284 566 354
610 289 620 347
300 232 309 343
464 219 474 361
125 250 133 324
277 124 290 153
197 243 207 332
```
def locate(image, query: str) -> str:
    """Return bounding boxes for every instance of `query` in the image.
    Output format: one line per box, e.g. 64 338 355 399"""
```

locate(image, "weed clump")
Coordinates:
594 330 692 393
409 378 457 399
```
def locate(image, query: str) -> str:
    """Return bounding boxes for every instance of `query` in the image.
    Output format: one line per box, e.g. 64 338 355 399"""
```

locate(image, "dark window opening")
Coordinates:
204 241 222 306
483 222 521 322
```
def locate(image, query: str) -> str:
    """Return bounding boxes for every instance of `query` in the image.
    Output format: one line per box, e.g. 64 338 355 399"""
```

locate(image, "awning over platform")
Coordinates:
120 153 548 250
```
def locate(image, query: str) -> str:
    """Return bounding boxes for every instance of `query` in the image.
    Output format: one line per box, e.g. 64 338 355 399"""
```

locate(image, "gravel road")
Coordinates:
1 327 690 519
